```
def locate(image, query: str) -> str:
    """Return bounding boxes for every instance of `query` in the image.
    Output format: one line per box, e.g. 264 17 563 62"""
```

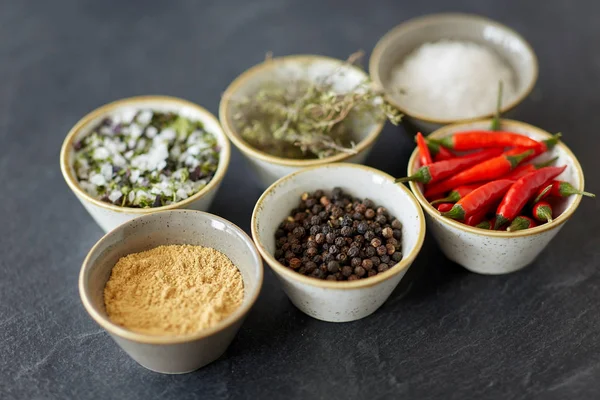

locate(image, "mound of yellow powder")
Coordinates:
104 245 244 336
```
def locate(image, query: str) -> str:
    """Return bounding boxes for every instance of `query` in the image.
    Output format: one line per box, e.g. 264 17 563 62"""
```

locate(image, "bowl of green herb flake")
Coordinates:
61 96 230 232
219 53 402 187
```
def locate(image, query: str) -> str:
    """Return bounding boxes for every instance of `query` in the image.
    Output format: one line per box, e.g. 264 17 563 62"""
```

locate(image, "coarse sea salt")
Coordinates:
391 40 517 120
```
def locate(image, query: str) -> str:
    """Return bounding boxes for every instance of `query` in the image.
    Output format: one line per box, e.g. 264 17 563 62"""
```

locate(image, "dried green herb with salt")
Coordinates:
231 53 402 159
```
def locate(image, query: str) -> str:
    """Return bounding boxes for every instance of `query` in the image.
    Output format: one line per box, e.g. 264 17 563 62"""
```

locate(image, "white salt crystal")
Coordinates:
391 40 517 120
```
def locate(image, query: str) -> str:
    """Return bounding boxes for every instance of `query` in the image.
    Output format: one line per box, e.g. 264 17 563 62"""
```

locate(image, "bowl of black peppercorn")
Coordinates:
251 163 425 322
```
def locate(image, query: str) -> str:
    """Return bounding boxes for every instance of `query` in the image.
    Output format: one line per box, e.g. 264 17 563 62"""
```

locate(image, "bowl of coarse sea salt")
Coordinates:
369 13 538 133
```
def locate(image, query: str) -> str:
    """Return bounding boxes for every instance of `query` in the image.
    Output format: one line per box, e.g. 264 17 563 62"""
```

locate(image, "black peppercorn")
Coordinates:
391 219 402 229
326 232 336 244
370 256 381 267
368 270 377 277
392 252 403 262
370 238 382 248
380 254 390 264
347 275 359 281
306 247 318 257
289 258 301 269
364 230 375 241
377 263 389 273
315 233 325 244
352 212 364 221
386 237 399 248
348 246 360 258
332 187 343 199
328 245 339 255
393 229 402 240
324 253 334 263
365 246 376 257
314 190 324 199
292 244 302 254
309 225 320 236
351 257 362 268
357 222 369 234
321 225 331 235
274 249 283 259
312 205 323 214
313 255 322 264
355 203 367 214
386 243 395 255
376 245 387 256
363 199 375 209
336 253 347 264
275 229 285 238
293 226 306 237
332 236 343 247
354 234 365 244
326 274 337 281
342 266 353 277
365 209 376 219
382 227 394 239
376 206 388 216
312 269 325 279
375 214 387 225
327 261 340 273
362 259 373 270
298 266 307 274
305 261 317 273
354 266 366 277
341 226 353 237
341 215 353 227
281 243 290 252
285 250 295 260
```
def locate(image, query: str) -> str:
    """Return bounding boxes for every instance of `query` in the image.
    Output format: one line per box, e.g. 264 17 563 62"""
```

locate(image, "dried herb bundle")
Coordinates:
231 53 402 159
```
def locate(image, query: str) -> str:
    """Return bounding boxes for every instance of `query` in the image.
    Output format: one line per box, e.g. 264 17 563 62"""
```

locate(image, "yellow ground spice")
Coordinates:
104 245 244 336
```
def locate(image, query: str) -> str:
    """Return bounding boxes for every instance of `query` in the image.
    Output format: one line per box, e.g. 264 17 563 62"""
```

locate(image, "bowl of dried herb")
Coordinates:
219 53 402 187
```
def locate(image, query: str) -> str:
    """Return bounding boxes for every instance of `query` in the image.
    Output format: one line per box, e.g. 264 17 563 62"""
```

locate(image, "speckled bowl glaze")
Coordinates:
60 96 231 233
408 119 585 274
251 163 426 322
219 55 385 188
79 210 263 374
369 13 538 133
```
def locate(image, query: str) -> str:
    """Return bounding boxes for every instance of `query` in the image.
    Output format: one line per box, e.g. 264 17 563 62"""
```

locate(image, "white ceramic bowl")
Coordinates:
219 55 385 188
408 119 585 274
79 210 263 374
251 163 425 322
369 13 538 133
60 96 231 233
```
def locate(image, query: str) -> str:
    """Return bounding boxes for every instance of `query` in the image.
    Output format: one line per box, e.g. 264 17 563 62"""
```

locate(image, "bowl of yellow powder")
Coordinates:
79 210 263 374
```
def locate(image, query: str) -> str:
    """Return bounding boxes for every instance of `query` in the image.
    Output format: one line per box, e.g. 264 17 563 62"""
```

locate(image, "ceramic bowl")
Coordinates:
408 119 585 275
219 55 385 188
251 163 426 322
369 13 538 133
60 96 231 233
79 210 263 374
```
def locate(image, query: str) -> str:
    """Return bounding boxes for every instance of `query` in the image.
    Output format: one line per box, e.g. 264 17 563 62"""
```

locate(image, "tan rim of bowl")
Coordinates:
219 55 386 167
408 119 585 238
60 95 231 214
79 210 264 345
251 163 426 289
369 13 539 125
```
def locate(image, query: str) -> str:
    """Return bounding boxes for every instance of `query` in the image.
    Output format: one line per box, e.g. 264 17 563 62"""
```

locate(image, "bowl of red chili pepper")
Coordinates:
402 119 592 274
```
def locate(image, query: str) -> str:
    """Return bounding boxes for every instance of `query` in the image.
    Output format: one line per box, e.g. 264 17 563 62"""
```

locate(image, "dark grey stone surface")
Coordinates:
1 0 599 398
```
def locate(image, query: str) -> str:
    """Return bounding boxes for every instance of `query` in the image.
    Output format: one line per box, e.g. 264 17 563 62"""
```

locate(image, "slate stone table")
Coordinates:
1 0 599 398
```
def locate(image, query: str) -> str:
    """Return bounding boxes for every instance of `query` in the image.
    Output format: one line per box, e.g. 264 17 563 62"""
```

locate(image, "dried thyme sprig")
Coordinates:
230 53 402 159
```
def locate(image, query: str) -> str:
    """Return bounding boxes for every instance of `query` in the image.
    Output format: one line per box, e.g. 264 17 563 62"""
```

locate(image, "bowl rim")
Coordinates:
408 118 585 237
60 95 231 214
219 54 386 167
79 209 264 345
369 12 539 124
251 163 426 289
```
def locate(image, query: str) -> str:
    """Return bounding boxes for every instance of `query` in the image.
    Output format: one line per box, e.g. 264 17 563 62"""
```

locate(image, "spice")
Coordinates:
104 245 243 336
73 110 220 207
425 149 533 198
441 179 515 221
416 132 433 166
507 216 537 232
494 166 567 228
435 131 542 151
396 148 503 184
231 53 402 160
390 40 517 120
533 180 595 203
430 183 484 206
274 188 403 281
502 156 558 181
532 201 553 223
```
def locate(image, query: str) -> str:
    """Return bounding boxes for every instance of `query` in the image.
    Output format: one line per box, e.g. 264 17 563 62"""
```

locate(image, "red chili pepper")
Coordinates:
426 139 455 161
430 183 483 206
475 219 494 230
465 209 487 226
502 156 558 181
396 148 503 184
533 180 595 203
532 201 553 223
507 216 537 232
436 203 454 212
494 166 567 229
441 179 515 221
434 131 543 151
425 149 533 198
416 132 433 166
